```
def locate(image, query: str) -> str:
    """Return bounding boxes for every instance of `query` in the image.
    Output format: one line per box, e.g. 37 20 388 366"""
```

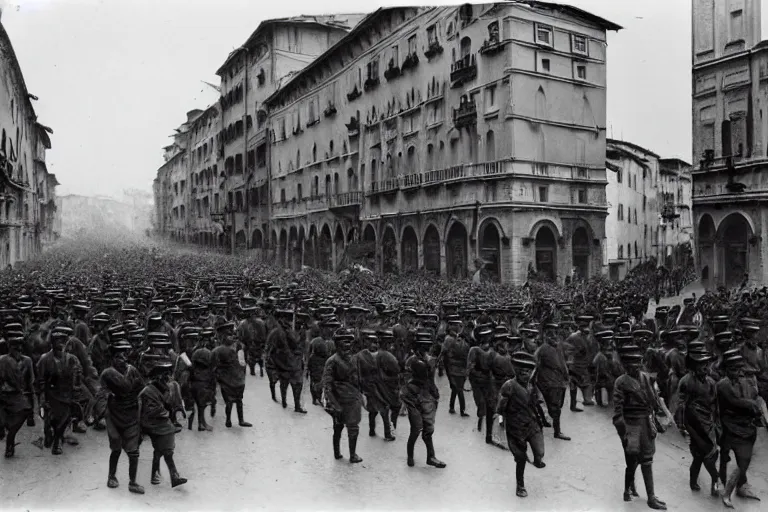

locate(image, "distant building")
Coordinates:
0 20 58 267
604 139 660 280
658 157 693 267
691 0 767 289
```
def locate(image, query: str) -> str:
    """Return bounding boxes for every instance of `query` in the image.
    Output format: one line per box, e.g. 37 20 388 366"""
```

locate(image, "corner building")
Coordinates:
692 0 768 288
265 3 620 283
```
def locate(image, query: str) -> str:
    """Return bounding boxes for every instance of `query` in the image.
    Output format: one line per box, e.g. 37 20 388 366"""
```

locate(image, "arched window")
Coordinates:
486 130 495 162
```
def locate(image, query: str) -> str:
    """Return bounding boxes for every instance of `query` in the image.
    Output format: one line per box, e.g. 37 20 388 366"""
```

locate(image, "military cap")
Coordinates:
714 331 733 341
519 327 539 336
333 332 355 343
576 315 594 324
723 349 744 367
53 326 74 337
616 344 642 355
687 340 706 352
72 303 90 312
742 324 761 334
377 329 394 339
6 336 24 347
511 351 536 369
148 359 173 376
216 322 236 332
148 332 170 341
109 340 133 352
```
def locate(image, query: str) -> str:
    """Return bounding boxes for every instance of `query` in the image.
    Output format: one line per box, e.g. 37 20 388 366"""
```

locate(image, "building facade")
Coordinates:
264 3 620 284
658 157 693 266
691 0 768 289
604 139 660 280
0 20 57 267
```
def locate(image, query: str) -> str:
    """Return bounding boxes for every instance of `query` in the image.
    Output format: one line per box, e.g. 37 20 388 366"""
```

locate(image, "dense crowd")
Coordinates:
0 235 766 510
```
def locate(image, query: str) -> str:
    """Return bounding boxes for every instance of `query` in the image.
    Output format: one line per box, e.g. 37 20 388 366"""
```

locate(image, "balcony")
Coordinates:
271 196 329 219
450 54 477 88
453 99 477 128
424 41 444 59
368 177 400 196
401 173 423 190
401 53 419 71
660 204 680 221
329 191 363 212
363 77 380 92
345 117 360 136
479 36 507 56
384 65 401 81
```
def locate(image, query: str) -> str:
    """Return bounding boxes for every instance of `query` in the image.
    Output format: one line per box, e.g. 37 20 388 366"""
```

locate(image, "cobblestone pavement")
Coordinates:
2 365 766 511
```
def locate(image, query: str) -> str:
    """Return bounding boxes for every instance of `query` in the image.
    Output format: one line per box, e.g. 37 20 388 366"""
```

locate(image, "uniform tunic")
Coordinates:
0 354 34 426
612 372 658 462
442 334 469 392
212 343 246 403
400 354 439 435
496 378 543 462
36 351 83 432
374 348 402 410
138 383 176 453
678 372 719 460
100 365 144 452
322 353 362 426
189 348 216 407
352 349 384 412
565 332 591 388
467 346 493 413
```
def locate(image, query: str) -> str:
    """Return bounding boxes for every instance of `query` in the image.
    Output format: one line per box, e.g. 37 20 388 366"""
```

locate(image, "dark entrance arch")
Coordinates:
401 226 419 271
251 229 263 249
319 224 332 271
235 230 246 250
535 226 557 281
698 215 715 287
479 221 501 282
571 226 590 280
717 213 751 288
289 227 301 271
305 226 317 268
278 229 288 267
423 225 441 275
446 222 468 279
334 225 345 271
382 226 397 273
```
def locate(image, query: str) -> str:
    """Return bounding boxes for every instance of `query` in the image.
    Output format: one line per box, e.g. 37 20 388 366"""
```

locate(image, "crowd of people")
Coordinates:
0 236 766 510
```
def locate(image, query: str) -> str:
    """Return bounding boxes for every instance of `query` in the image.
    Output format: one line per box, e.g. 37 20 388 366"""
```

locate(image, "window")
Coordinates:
391 45 399 66
536 24 553 46
541 59 550 73
730 10 744 42
576 65 587 80
485 85 496 111
618 204 624 221
577 189 586 204
617 170 622 183
572 34 587 55
427 24 437 44
297 184 303 201
280 189 286 203
643 196 647 211
618 245 623 259
538 186 548 202
408 35 417 56
627 244 632 259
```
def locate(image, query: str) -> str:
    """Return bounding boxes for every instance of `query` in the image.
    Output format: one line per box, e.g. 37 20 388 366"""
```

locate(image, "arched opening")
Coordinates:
446 222 468 279
347 168 357 191
423 225 440 275
251 229 263 249
401 226 419 271
298 226 307 266
485 130 495 162
279 229 288 266
571 226 590 280
334 172 340 195
334 225 345 271
382 226 397 273
479 221 501 282
324 175 331 197
319 224 332 270
289 226 301 271
535 225 557 281
305 225 317 268
697 214 715 287
235 230 246 250
716 213 752 288
363 224 376 243
460 36 472 59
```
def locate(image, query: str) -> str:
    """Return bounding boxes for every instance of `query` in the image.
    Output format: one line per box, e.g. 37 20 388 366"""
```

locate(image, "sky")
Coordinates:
2 0 759 199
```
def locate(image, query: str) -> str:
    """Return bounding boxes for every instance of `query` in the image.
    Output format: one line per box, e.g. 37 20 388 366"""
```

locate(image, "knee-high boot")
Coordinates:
224 402 234 428
424 434 446 468
581 385 595 406
458 390 468 415
186 407 195 430
163 452 188 488
406 430 418 467
641 463 667 510
332 423 344 460
127 454 145 494
279 382 288 408
689 458 703 491
449 390 457 412
391 407 399 430
570 387 583 412
269 381 277 402
348 426 362 464
516 459 528 497
553 415 570 440
369 410 377 436
151 452 162 485
236 401 252 427
197 404 211 431
107 451 120 488
292 384 306 413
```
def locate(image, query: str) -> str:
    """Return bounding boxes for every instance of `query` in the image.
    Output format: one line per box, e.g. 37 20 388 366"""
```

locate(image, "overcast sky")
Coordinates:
3 0 759 198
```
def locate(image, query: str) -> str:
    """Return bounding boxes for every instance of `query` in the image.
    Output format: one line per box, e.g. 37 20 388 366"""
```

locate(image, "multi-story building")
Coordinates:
0 19 57 267
658 157 693 266
214 14 363 252
604 139 659 280
185 105 222 246
691 0 768 289
263 3 620 283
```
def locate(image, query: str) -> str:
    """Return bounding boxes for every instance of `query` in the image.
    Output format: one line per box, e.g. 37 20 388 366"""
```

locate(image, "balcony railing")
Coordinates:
329 191 363 208
453 100 477 128
369 177 400 195
450 54 477 87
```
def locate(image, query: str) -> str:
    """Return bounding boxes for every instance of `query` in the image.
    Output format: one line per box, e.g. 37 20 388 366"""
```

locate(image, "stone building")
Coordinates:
264 3 620 283
604 139 660 280
214 15 364 253
691 0 768 289
0 19 57 267
185 105 221 244
658 157 693 267
153 112 194 240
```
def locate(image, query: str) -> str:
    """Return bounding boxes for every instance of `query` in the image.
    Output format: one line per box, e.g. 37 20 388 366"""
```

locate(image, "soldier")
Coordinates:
322 330 363 463
0 335 34 458
676 341 722 497
496 351 546 498
138 358 187 488
401 331 445 469
442 319 470 417
534 323 571 441
612 344 666 510
100 339 145 494
307 319 338 406
352 330 389 439
374 329 401 437
211 322 252 429
467 325 494 433
718 348 762 508
566 317 595 410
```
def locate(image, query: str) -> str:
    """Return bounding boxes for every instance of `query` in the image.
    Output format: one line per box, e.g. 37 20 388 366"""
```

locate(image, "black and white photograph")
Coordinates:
0 0 767 510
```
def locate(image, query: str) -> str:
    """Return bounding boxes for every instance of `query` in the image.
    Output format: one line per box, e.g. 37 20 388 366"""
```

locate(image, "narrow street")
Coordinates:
3 369 766 511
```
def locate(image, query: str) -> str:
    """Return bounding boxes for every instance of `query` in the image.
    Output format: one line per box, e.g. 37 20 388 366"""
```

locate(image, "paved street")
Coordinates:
2 366 766 512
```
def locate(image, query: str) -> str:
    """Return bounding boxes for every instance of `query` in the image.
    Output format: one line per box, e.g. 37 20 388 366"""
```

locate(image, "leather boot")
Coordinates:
383 414 395 441
595 387 604 407
128 455 145 494
516 459 527 497
186 409 195 431
581 385 595 406
292 385 306 414
269 382 277 402
236 401 252 427
623 467 634 501
689 459 702 491
210 401 216 417
108 451 120 488
406 433 417 467
424 435 446 468
553 417 571 441
369 411 377 437
198 405 211 431
225 402 233 428
280 383 288 408
570 388 583 412
163 453 188 488
333 424 343 460
722 469 739 508
151 453 162 485
52 436 63 455
641 464 667 510
348 429 362 464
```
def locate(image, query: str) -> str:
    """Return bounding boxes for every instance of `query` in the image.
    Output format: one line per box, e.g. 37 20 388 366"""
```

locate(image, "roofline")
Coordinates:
606 138 660 159
215 17 353 76
524 1 622 32
659 157 692 167
0 22 37 121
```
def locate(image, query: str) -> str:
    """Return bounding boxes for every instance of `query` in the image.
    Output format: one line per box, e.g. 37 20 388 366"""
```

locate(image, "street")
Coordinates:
2 368 766 512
